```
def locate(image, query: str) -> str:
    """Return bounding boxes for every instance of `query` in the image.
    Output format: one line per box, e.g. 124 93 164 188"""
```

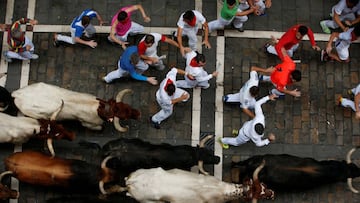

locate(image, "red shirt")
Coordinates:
275 24 316 60
270 55 295 91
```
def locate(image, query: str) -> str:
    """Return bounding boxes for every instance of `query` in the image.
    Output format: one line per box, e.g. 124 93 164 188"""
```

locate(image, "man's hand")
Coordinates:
268 133 275 142
88 40 98 48
26 45 32 51
202 40 211 49
312 45 321 52
326 45 332 54
147 77 158 85
143 16 151 23
290 89 301 97
269 94 278 101
180 92 189 100
29 19 38 26
212 71 219 77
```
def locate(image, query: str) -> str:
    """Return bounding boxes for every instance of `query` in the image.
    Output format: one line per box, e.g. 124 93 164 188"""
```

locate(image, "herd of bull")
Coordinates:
0 82 360 203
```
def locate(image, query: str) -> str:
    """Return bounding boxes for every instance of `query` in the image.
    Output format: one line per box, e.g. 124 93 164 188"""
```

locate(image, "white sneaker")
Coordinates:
158 55 167 60
31 54 39 60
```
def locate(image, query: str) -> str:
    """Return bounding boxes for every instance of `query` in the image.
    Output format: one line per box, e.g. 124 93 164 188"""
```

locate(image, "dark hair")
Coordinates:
195 51 206 63
165 84 176 96
130 53 140 65
183 10 195 22
291 70 302 82
11 26 23 39
227 0 236 6
348 0 360 6
249 86 259 97
81 16 90 26
117 11 128 21
298 26 308 36
144 34 155 44
254 123 264 135
354 24 360 37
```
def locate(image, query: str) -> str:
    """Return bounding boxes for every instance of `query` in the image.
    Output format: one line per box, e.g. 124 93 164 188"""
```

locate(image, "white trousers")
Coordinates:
7 36 35 60
324 12 356 29
208 9 248 32
176 77 210 89
340 98 358 112
152 88 189 123
221 128 249 146
266 44 299 58
108 21 144 42
174 26 199 50
56 24 96 44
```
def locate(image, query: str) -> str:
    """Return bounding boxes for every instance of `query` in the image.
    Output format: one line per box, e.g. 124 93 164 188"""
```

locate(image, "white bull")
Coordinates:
0 103 75 156
105 162 275 203
11 82 140 132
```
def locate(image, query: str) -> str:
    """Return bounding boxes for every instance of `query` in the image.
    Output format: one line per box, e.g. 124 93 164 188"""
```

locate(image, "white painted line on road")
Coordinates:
214 36 225 179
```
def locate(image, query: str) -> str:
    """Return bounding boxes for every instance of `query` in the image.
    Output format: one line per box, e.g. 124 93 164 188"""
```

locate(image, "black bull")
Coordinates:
83 135 220 175
231 147 360 192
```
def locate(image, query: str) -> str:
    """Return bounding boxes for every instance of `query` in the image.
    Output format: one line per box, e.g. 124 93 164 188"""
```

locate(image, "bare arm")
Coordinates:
280 88 301 97
251 66 274 75
127 4 151 22
74 37 97 48
95 12 105 25
242 108 255 118
177 27 186 56
202 22 211 49
109 21 128 49
164 36 179 48
333 12 348 32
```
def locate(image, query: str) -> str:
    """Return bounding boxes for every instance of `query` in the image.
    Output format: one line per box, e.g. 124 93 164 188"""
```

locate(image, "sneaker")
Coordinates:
149 116 160 129
31 54 39 60
347 89 354 96
237 26 244 32
336 96 343 106
171 31 177 41
232 129 239 136
217 137 229 149
2 51 12 63
158 55 167 60
320 50 326 61
223 95 229 102
320 21 331 34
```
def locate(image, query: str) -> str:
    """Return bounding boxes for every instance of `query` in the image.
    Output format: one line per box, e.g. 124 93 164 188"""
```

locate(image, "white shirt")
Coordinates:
354 83 360 95
239 71 259 109
177 10 206 30
241 96 270 147
185 51 212 83
156 68 178 106
333 0 360 16
140 33 162 57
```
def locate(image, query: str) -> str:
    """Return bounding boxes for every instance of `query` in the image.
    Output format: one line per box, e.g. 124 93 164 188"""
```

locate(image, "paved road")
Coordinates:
1 0 360 202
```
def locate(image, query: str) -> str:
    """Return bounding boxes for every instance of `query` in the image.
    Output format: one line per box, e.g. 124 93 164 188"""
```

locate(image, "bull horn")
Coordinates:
103 185 128 195
0 104 9 112
253 160 265 180
199 134 213 148
197 135 213 175
346 147 359 193
99 156 114 194
0 171 13 183
47 138 55 158
50 100 64 121
114 89 133 132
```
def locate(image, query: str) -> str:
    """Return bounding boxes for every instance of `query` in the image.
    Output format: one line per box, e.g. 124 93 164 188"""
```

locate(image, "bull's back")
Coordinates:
12 82 100 122
5 151 99 187
0 113 39 143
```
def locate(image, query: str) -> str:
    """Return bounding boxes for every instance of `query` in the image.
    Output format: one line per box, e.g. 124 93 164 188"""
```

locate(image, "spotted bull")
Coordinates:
231 147 360 193
97 135 220 175
11 82 140 132
105 162 274 203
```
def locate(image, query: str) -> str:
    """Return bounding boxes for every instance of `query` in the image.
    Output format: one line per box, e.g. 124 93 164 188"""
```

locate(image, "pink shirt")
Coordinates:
111 6 132 36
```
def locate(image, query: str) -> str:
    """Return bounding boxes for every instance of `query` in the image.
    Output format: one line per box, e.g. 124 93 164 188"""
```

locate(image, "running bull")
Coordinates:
2 151 119 197
105 161 275 203
11 82 140 132
231 147 360 193
96 135 220 175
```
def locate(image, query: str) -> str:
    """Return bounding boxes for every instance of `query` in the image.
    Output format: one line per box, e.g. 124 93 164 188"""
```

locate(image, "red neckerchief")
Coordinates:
190 57 200 67
185 16 197 27
351 31 357 41
164 78 173 91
